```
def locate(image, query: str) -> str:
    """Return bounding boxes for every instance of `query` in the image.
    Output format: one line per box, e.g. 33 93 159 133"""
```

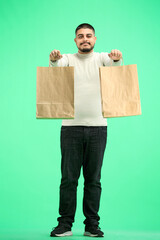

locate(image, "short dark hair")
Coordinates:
75 23 95 35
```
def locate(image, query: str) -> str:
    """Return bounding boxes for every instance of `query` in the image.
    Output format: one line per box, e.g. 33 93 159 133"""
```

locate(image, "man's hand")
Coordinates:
50 50 63 61
108 49 122 61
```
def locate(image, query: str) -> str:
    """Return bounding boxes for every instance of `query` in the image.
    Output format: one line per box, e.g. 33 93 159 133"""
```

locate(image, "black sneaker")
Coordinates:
50 224 72 237
84 225 104 237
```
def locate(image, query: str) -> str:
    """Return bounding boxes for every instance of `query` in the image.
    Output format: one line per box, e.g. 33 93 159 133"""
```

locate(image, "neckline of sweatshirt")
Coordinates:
76 51 94 60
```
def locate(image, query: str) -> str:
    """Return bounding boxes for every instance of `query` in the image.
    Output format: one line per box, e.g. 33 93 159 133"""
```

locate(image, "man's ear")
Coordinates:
74 38 76 43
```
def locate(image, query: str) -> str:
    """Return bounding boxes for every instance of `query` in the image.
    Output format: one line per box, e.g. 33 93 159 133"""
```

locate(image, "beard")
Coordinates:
78 43 95 53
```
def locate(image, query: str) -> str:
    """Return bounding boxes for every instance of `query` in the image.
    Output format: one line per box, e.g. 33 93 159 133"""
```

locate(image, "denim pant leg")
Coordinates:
82 126 107 227
57 126 84 228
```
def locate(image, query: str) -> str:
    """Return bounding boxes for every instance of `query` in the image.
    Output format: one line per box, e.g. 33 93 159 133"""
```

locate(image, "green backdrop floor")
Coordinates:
0 229 160 240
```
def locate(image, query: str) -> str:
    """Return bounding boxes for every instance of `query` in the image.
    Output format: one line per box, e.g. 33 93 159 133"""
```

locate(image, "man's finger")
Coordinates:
111 51 114 56
52 51 55 56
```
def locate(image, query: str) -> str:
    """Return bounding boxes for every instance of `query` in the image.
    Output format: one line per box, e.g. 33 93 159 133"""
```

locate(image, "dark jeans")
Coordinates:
57 126 107 228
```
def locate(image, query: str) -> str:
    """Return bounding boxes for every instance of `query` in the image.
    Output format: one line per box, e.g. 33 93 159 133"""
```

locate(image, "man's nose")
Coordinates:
83 36 87 41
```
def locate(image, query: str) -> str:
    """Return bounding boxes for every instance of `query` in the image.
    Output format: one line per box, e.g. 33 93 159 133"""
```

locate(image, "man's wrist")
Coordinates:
113 59 120 62
50 59 57 62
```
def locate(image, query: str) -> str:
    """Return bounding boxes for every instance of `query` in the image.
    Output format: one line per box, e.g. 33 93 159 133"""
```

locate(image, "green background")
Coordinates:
1 0 160 239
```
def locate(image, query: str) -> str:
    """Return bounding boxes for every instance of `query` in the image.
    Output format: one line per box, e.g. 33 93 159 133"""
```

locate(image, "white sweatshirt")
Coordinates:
49 51 122 126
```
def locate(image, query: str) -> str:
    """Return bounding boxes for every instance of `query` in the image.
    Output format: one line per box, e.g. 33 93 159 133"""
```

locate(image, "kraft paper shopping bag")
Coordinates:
99 61 141 117
36 67 74 118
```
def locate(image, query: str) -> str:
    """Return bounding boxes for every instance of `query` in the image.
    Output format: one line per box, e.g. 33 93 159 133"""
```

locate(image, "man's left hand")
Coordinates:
108 49 122 61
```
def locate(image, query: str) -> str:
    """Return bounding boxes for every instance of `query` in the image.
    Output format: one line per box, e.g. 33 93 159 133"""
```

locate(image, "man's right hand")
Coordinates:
49 50 63 61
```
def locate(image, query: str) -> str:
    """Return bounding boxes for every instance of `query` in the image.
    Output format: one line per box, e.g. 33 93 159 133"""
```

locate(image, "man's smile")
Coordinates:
81 43 90 45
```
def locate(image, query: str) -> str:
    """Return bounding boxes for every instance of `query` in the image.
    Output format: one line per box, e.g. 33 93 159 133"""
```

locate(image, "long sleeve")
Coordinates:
49 54 69 67
100 52 122 67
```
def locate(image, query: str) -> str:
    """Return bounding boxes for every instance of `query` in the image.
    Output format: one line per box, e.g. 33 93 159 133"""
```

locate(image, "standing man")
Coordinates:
49 23 122 237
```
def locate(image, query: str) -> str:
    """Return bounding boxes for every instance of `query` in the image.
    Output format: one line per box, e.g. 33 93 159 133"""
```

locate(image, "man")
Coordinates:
49 23 122 237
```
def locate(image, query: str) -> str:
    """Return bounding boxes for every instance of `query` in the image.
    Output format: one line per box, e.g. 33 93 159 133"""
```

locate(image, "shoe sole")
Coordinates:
84 231 104 237
50 231 73 237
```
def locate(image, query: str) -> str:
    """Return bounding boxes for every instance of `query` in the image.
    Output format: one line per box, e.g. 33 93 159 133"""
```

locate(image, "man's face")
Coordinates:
74 28 97 54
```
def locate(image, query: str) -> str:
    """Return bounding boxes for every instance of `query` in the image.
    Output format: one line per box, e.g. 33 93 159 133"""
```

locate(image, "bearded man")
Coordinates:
49 23 122 238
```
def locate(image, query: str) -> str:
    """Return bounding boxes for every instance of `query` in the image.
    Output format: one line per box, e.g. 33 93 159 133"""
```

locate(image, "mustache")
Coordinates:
80 42 90 45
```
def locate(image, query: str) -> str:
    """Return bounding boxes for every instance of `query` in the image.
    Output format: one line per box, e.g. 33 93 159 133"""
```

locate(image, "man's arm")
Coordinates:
100 51 122 66
49 49 69 67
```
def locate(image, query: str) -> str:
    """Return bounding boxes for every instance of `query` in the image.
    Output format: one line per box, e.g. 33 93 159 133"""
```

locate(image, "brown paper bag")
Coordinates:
36 67 74 118
99 63 141 117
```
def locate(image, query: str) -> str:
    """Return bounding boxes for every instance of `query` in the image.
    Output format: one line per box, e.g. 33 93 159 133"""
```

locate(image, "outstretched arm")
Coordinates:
49 49 69 67
101 49 122 66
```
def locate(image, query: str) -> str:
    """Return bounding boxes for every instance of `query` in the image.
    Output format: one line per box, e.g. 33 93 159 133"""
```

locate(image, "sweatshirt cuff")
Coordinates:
49 60 58 67
112 58 122 66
